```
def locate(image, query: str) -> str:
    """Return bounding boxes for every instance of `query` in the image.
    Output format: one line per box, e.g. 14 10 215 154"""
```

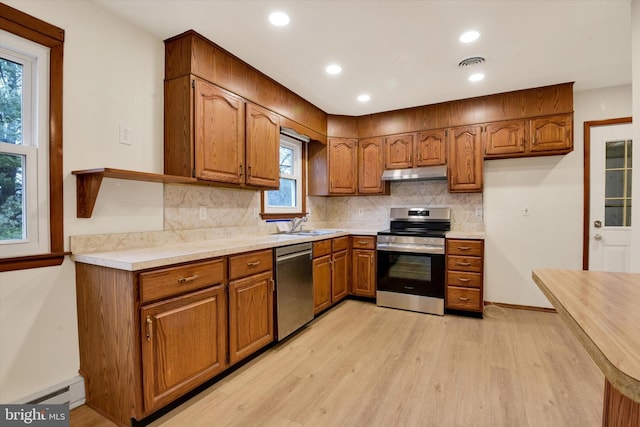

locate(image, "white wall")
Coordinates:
484 84 633 308
0 1 165 402
630 0 640 271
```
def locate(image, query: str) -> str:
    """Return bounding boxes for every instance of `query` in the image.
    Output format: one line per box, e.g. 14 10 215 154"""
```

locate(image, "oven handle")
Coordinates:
376 244 444 255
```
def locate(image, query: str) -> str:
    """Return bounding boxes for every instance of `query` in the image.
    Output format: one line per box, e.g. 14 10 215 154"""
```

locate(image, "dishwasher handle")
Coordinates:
276 250 312 262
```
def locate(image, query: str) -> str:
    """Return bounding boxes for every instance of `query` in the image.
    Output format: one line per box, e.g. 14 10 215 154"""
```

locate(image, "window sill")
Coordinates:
261 213 305 220
0 252 69 272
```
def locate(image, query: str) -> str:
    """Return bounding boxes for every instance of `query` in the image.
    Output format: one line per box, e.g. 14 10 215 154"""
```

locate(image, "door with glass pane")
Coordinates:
589 123 632 271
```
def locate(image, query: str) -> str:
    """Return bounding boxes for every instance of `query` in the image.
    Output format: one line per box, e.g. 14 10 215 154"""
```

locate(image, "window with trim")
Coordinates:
0 4 65 272
1 31 50 257
261 134 306 218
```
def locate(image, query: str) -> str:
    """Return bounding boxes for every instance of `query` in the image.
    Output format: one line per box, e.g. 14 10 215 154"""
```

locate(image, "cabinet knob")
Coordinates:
239 163 244 176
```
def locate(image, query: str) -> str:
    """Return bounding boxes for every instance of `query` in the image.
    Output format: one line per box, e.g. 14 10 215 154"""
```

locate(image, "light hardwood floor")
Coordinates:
71 300 603 426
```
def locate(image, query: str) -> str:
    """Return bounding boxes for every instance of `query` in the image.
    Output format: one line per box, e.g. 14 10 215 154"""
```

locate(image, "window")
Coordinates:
0 4 65 272
262 134 306 218
0 31 50 257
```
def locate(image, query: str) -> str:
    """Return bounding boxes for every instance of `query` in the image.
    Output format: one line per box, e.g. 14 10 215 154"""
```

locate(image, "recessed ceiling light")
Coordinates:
269 11 290 26
357 94 371 102
325 64 342 75
460 30 480 43
468 73 485 82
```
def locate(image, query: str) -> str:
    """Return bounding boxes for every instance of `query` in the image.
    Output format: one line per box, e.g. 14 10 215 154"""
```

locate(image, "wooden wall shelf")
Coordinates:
72 168 196 218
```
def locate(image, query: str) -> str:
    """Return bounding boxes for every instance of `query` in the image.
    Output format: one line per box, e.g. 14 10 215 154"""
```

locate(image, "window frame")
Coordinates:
0 3 66 272
261 135 307 220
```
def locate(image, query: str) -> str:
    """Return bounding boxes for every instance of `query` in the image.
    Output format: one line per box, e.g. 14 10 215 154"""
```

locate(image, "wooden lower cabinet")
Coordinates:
312 237 349 313
313 254 332 314
351 236 377 298
75 249 275 426
331 249 349 302
228 270 275 364
445 238 484 314
141 286 227 412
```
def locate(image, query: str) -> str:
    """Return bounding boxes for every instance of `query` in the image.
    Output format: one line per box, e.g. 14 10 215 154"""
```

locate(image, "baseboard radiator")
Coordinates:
13 376 85 409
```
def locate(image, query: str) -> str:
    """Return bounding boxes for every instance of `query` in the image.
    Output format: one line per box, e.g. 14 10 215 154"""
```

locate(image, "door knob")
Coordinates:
594 220 602 228
594 234 602 241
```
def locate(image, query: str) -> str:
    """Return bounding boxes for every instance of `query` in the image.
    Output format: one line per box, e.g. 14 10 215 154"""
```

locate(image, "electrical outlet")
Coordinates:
199 206 207 220
119 124 132 145
475 206 482 217
358 208 364 216
522 205 531 216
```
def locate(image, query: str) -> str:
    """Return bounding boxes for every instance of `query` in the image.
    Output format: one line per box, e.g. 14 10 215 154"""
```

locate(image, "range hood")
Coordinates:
381 165 447 182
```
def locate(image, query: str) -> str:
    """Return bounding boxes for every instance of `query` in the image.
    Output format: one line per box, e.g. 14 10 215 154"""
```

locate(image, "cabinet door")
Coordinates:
228 271 274 365
245 103 280 188
483 120 526 158
313 255 332 314
447 125 483 192
415 129 446 166
528 114 573 154
384 133 414 169
331 250 349 302
358 137 388 194
351 249 376 297
194 79 245 184
141 286 227 412
328 138 357 194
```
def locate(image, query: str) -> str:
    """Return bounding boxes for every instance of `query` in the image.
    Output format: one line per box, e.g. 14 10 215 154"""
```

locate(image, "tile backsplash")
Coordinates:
163 180 483 232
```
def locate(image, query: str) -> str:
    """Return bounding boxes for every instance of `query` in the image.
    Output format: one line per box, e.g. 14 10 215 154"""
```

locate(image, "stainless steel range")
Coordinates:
376 207 450 315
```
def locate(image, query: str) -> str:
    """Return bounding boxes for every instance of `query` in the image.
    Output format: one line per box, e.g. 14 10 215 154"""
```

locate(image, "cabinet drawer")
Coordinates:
332 236 349 252
140 258 225 303
229 249 273 281
351 236 376 250
447 255 482 273
313 240 332 258
447 239 483 256
447 271 482 289
447 287 482 312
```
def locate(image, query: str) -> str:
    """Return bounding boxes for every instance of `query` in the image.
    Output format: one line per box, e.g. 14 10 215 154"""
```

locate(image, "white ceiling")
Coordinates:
95 0 632 116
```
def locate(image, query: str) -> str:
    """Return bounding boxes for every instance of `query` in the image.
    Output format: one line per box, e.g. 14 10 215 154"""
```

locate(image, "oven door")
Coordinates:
376 249 445 299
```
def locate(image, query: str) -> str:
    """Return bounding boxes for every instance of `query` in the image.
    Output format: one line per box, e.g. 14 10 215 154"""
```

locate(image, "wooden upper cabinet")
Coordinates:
358 137 388 194
483 120 526 158
328 138 357 194
384 133 414 169
415 129 446 166
194 79 245 184
484 113 573 159
529 114 573 154
245 102 280 188
448 125 483 193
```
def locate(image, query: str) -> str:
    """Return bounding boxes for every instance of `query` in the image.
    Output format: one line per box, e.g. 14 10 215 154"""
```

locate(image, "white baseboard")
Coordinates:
12 376 85 409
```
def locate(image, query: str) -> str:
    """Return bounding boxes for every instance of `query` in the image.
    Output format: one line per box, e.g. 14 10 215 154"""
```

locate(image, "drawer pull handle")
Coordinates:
458 246 471 250
457 262 471 266
458 297 470 302
247 261 261 267
457 278 471 282
146 316 153 341
178 275 199 283
358 241 368 245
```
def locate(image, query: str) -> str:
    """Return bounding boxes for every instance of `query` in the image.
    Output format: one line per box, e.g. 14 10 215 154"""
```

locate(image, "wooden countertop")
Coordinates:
532 269 640 403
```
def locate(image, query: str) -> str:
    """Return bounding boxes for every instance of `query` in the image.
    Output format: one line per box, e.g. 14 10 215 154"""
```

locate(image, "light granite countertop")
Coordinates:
72 229 380 271
72 227 484 272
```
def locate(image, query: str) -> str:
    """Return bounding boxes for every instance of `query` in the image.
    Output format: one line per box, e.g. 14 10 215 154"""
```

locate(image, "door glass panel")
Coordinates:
604 139 632 227
279 146 293 175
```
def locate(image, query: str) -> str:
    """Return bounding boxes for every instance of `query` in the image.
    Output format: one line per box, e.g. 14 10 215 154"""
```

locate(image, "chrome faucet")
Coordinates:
289 216 307 233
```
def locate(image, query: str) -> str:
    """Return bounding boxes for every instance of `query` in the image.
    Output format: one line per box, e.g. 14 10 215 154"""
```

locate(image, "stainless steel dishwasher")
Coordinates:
275 242 314 341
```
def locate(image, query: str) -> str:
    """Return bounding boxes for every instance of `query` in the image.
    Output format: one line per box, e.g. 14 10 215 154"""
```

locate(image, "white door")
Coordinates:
589 123 633 271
